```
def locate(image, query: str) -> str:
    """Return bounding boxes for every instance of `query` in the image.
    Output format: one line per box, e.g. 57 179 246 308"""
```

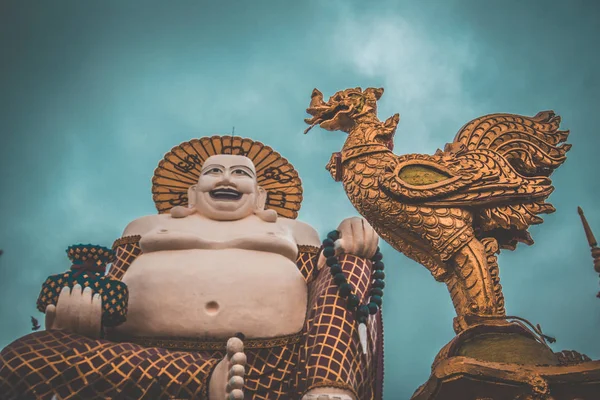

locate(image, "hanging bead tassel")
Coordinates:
321 229 385 357
358 322 368 355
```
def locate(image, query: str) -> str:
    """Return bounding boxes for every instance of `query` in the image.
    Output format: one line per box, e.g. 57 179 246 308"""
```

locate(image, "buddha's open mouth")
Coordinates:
209 188 242 201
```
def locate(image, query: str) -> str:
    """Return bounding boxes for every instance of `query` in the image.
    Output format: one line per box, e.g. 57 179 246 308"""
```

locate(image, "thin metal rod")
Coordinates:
577 206 597 247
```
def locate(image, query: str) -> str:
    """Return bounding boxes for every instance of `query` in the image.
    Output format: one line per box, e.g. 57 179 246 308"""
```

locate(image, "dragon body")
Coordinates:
304 87 571 332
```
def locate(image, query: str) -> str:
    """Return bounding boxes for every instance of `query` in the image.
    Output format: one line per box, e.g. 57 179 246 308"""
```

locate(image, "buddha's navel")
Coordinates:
205 301 220 316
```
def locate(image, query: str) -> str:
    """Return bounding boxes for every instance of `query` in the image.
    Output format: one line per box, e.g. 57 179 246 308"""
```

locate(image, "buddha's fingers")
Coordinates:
364 221 379 259
337 217 364 256
336 217 379 259
45 304 57 330
355 218 367 257
70 284 88 334
54 286 74 331
91 293 102 335
73 286 92 335
77 289 102 338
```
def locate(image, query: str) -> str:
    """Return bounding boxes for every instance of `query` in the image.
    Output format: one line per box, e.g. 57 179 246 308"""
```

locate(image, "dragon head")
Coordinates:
304 87 398 151
304 87 384 134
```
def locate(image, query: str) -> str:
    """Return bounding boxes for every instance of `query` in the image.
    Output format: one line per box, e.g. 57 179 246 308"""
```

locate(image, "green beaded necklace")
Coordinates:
322 230 385 353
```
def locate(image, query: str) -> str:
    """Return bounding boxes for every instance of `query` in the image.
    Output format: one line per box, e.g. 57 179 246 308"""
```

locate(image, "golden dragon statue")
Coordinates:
304 87 571 333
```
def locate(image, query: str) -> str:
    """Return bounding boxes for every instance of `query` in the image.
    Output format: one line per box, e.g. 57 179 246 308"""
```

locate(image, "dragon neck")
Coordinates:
340 122 392 164
331 122 395 210
331 123 395 221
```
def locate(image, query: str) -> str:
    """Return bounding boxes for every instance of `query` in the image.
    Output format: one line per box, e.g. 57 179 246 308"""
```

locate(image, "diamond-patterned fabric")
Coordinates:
1 242 383 399
36 272 128 328
0 330 217 399
295 254 383 399
296 245 320 283
107 236 142 281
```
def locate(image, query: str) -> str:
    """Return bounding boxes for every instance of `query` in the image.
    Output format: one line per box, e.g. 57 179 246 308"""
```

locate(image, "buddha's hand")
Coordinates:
45 284 102 339
302 387 356 400
322 217 379 265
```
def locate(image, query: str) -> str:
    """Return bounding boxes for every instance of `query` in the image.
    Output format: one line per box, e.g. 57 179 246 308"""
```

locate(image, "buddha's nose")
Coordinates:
217 170 234 185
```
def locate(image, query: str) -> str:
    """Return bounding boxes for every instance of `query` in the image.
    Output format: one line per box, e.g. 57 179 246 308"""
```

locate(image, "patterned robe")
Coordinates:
0 236 383 400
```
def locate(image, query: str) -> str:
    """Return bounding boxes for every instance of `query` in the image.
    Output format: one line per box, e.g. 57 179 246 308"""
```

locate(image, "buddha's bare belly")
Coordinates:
114 249 307 339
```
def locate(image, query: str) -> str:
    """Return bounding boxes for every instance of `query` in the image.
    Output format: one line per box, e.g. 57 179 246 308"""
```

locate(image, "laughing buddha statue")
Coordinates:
0 136 384 400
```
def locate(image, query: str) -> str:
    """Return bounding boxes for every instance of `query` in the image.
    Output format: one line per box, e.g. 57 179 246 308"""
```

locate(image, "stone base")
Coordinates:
411 357 600 400
411 323 600 400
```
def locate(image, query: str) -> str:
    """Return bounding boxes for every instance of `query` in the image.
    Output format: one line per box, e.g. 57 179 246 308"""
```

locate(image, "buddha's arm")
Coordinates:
298 253 383 400
296 245 321 283
106 215 161 280
107 235 142 280
288 219 322 283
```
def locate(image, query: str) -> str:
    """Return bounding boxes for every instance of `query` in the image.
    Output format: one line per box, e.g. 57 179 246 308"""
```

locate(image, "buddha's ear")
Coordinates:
255 186 277 222
256 186 267 210
187 185 197 208
171 185 198 218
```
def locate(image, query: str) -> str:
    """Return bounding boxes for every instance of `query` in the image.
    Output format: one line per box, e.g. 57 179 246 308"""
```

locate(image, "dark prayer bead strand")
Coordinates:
322 230 385 324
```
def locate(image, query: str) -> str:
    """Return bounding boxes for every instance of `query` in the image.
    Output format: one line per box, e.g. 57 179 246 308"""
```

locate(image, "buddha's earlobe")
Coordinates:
256 186 267 210
170 185 198 218
187 185 197 208
255 209 277 223
254 186 277 222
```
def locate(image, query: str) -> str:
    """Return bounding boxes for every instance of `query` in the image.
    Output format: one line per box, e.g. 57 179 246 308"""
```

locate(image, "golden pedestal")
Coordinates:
412 324 600 400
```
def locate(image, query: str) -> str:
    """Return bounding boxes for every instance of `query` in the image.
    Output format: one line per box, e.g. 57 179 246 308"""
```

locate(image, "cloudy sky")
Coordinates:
1 1 599 398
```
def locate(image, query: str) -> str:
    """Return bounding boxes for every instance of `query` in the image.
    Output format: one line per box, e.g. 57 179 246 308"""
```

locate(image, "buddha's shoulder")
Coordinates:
277 218 320 247
122 214 173 237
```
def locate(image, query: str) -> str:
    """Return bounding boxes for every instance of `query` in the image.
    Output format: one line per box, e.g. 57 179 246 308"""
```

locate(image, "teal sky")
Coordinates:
1 1 599 398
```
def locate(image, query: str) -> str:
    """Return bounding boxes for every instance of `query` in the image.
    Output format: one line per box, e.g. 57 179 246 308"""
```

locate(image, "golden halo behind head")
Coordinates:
152 135 303 219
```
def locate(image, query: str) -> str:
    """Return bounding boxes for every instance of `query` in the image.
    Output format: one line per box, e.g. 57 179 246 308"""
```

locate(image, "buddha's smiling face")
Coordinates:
194 155 263 221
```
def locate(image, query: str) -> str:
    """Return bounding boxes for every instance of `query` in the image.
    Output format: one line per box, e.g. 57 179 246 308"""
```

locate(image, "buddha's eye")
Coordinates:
232 169 250 177
204 167 222 175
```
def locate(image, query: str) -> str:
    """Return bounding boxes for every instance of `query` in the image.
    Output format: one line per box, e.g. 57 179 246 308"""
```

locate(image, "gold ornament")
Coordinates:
304 87 571 333
152 135 303 219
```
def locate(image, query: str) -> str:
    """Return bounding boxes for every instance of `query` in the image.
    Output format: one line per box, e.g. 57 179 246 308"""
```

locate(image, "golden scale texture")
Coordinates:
304 87 570 333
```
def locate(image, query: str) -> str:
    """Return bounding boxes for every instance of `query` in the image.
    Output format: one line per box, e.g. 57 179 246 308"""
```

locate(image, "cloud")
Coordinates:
328 10 478 153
